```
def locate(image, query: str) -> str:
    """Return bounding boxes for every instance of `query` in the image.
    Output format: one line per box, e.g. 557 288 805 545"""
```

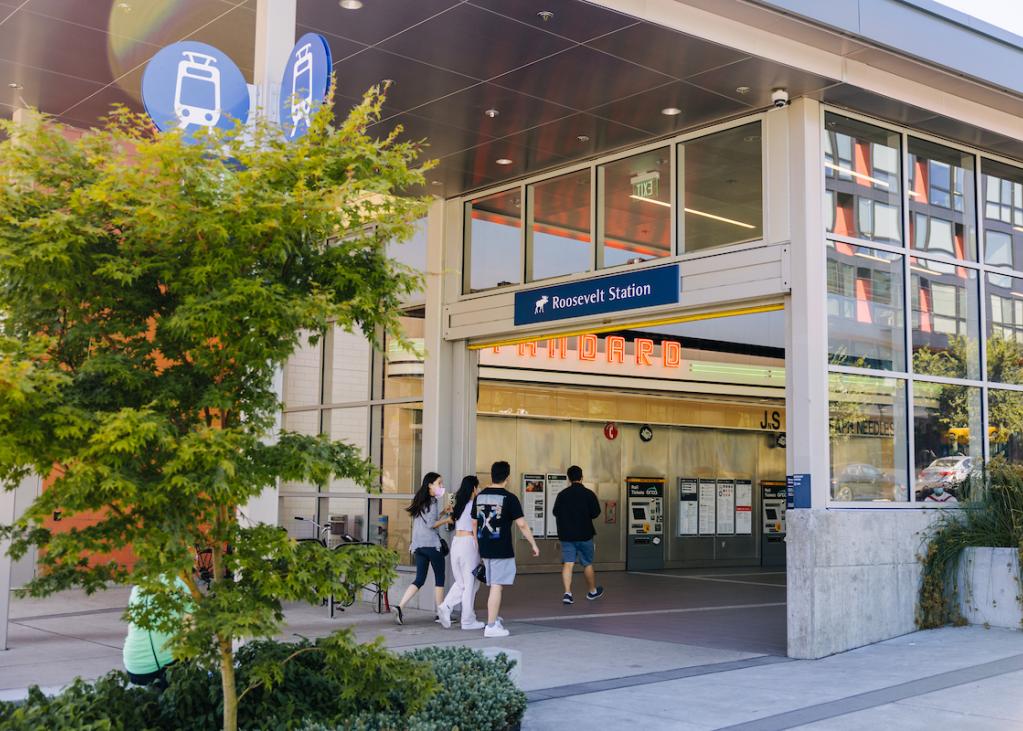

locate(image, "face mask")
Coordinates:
432 486 446 498
932 486 944 496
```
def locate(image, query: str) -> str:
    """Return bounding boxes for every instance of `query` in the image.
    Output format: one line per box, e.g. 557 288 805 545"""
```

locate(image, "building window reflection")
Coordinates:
826 242 904 371
983 159 1023 271
908 138 975 260
825 114 902 244
465 188 522 293
985 272 1023 385
598 147 672 268
527 169 592 282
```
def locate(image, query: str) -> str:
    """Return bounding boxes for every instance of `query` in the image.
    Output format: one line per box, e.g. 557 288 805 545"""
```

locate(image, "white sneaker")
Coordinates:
437 604 452 629
461 620 485 630
484 622 510 638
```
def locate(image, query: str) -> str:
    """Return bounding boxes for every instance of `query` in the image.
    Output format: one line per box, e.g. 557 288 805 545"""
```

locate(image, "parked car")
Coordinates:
915 456 972 500
831 463 901 502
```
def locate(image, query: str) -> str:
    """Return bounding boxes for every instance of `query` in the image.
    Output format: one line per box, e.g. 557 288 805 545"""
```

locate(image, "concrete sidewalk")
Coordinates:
3 586 1023 730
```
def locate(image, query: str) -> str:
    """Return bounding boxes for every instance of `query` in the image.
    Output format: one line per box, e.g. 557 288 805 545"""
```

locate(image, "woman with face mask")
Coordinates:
436 475 485 630
395 472 449 624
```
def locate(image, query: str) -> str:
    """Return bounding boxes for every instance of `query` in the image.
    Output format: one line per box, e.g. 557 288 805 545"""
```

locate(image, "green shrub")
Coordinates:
0 639 524 731
918 460 1023 628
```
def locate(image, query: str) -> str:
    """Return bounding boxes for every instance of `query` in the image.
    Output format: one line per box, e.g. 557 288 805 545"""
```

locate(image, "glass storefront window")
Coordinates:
989 388 1023 465
681 122 763 253
326 407 369 492
825 114 902 244
599 147 671 268
982 159 1023 270
829 373 908 502
985 271 1023 384
527 169 591 281
383 313 425 400
908 138 976 261
387 217 427 281
910 257 980 380
329 328 370 404
465 188 522 293
912 381 981 499
283 331 322 407
280 410 321 494
827 242 904 371
378 402 423 494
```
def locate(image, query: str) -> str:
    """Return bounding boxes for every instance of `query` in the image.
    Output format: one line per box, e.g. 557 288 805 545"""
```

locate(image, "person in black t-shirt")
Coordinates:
472 460 539 638
553 465 604 605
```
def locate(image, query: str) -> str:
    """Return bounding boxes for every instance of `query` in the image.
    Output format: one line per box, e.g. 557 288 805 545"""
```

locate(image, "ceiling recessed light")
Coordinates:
116 2 132 11
8 82 23 90
576 135 590 142
735 86 751 95
496 158 513 165
339 0 363 9
431 180 443 186
483 108 499 118
537 10 554 22
661 107 682 116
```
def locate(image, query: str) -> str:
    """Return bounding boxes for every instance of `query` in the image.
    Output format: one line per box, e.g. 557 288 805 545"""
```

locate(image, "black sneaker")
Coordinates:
562 592 574 605
394 606 404 625
587 586 605 601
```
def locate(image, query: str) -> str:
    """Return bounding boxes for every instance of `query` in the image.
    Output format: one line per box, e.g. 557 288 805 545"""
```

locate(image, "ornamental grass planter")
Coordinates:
957 547 1023 629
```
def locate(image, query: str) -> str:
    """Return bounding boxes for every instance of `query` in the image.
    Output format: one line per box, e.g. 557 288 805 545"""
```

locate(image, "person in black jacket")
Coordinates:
552 465 604 605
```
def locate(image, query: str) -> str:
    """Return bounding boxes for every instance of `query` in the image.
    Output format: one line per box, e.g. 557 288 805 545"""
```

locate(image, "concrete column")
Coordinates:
243 0 296 527
783 98 832 659
253 0 296 120
422 198 452 480
0 479 14 651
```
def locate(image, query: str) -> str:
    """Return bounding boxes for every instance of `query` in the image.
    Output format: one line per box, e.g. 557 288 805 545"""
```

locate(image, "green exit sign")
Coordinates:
631 174 659 199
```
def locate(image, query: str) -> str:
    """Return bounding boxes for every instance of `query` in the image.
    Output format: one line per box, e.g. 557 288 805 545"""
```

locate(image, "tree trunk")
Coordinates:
220 637 238 731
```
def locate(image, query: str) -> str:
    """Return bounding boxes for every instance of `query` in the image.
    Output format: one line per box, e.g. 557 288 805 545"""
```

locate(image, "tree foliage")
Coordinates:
0 86 431 731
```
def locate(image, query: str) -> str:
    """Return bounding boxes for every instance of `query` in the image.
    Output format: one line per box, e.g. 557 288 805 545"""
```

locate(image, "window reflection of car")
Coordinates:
915 456 971 500
831 463 900 501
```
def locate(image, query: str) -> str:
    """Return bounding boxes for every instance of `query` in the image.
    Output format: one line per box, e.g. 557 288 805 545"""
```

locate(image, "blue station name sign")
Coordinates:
513 264 681 326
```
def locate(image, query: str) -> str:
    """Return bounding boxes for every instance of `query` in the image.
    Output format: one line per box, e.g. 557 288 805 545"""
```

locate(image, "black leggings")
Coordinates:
412 547 445 588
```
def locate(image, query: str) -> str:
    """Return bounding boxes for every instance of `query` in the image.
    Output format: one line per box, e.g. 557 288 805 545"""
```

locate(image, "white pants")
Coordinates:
438 535 480 627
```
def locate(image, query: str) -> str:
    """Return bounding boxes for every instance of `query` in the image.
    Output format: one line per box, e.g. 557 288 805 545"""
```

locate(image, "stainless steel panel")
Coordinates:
514 417 571 567
572 420 625 566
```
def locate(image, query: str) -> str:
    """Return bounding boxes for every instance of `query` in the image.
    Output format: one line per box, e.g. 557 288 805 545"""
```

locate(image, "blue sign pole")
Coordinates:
278 33 332 140
141 41 250 143
513 264 681 326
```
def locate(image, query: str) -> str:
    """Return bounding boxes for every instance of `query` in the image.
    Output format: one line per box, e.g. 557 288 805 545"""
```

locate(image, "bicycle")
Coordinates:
293 516 391 617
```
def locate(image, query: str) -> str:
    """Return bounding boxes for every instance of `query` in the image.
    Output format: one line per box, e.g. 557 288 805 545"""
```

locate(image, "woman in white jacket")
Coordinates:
437 475 484 630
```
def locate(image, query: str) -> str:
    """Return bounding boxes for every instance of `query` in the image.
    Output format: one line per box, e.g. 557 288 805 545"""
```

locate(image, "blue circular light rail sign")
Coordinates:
141 41 250 144
279 33 332 140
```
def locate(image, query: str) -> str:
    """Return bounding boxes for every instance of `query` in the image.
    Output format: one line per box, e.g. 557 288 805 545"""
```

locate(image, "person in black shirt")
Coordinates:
553 465 604 604
472 460 539 637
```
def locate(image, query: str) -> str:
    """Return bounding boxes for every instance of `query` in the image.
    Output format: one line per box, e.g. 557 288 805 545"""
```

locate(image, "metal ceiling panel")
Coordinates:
0 10 126 84
684 57 837 106
370 112 495 159
332 47 475 114
589 80 750 135
466 0 636 42
586 21 749 80
378 3 574 81
408 82 574 139
0 57 105 116
492 44 673 112
297 0 462 46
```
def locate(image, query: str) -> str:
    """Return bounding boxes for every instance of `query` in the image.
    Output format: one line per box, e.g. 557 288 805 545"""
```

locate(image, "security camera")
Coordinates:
771 88 790 108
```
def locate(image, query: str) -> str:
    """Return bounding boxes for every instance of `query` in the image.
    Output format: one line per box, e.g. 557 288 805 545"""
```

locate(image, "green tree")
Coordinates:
0 88 430 731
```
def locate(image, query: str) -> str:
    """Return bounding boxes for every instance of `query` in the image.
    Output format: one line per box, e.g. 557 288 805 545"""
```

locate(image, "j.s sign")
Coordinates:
513 264 681 326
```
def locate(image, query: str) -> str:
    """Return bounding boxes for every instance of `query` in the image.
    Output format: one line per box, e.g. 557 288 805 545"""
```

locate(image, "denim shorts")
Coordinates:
560 540 595 567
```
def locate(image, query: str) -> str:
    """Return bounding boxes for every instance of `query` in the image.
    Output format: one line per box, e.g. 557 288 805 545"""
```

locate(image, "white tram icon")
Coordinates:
174 51 222 129
289 42 315 137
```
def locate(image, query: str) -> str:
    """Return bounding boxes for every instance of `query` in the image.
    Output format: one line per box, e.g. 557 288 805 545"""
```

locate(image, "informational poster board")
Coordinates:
678 477 699 536
545 473 569 538
521 474 547 537
735 479 753 535
716 479 736 534
698 478 716 535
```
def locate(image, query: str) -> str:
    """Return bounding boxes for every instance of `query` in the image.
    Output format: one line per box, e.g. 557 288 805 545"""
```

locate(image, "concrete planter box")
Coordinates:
957 547 1023 629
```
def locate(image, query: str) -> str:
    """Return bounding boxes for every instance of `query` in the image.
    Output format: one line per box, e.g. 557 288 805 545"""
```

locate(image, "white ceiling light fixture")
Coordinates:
340 0 363 9
496 158 513 165
661 107 682 116
537 10 554 22
483 108 499 118
576 135 590 142
8 82 23 90
629 195 756 230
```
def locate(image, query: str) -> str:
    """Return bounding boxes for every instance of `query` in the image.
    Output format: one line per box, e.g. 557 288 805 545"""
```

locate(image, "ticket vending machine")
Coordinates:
760 480 787 567
626 477 665 571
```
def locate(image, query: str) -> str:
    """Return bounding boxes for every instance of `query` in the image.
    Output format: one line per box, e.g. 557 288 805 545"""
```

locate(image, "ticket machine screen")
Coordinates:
632 506 647 520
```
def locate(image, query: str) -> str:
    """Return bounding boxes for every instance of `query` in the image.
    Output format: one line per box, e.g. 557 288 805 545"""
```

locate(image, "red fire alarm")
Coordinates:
603 422 619 440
